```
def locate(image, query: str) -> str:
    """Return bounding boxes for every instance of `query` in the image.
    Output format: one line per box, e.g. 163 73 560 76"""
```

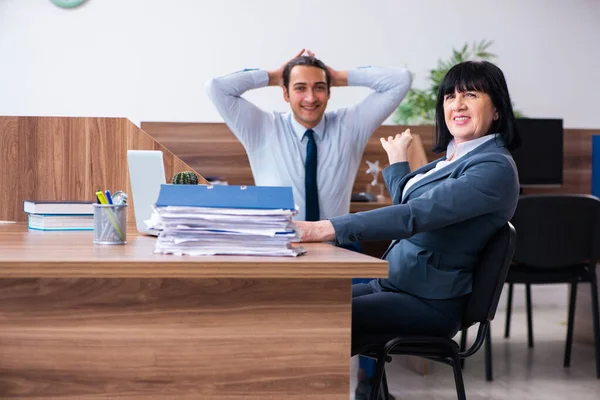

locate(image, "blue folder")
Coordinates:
155 184 295 210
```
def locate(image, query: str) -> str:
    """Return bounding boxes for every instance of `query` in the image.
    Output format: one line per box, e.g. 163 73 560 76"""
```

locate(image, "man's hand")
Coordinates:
294 220 336 242
310 51 348 87
268 49 306 87
327 65 348 87
267 49 348 88
380 129 413 165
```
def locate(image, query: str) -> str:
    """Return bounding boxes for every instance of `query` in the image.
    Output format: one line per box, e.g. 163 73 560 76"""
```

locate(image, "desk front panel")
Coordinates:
0 277 351 399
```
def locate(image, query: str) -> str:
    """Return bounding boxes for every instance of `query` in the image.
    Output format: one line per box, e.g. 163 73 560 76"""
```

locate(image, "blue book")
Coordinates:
155 184 295 210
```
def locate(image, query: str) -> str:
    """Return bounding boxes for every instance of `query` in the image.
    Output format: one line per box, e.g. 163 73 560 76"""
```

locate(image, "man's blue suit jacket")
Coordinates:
330 136 520 300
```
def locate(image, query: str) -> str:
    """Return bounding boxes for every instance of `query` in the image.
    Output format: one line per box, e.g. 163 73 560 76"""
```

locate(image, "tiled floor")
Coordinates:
351 306 600 400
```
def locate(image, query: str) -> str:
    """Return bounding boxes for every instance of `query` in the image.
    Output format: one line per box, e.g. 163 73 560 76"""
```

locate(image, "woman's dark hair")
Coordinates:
282 56 331 93
433 61 521 152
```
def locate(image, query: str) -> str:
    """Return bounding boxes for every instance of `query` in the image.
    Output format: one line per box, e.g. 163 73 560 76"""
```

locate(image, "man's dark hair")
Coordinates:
282 56 331 92
433 60 521 152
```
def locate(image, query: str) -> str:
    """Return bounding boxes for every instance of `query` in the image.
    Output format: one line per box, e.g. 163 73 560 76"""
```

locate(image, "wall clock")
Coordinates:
51 0 87 8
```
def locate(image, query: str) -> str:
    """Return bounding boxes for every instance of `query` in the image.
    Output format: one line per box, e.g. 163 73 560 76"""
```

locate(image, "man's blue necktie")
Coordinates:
304 129 320 221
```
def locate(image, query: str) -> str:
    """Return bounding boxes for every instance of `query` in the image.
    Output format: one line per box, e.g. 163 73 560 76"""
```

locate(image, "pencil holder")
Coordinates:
93 204 128 245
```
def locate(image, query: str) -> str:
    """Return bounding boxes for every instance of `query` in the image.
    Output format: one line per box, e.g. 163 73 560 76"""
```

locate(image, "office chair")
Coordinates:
357 222 516 400
501 194 600 379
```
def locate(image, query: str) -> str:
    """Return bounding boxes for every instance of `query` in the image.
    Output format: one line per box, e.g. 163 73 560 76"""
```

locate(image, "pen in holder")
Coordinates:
93 204 127 245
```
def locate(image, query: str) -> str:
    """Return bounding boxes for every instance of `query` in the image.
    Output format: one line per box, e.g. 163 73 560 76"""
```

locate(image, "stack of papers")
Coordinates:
147 206 304 256
147 184 304 257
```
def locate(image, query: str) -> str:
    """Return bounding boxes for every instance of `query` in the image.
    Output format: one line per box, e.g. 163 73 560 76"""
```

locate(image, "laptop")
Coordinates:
127 150 166 236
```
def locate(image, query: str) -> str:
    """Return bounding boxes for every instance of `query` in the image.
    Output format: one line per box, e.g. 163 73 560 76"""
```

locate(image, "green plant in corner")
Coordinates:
394 40 523 125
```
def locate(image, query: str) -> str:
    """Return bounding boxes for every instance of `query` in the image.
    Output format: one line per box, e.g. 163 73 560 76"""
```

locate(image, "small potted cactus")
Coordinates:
172 171 199 184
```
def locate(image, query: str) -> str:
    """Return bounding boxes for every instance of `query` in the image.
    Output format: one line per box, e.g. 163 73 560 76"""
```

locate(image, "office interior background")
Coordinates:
1 0 600 398
3 0 599 305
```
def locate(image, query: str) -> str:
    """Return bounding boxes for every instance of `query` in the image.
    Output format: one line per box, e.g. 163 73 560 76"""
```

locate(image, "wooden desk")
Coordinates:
0 224 387 399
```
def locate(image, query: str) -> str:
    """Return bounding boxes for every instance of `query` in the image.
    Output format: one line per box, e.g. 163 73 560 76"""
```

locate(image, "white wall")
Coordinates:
1 0 599 128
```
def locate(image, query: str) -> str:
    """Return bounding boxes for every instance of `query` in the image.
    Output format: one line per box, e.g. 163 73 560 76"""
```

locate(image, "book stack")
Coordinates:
147 184 304 257
23 201 94 231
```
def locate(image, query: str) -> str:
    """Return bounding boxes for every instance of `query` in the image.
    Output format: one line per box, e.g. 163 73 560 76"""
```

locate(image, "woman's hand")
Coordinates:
294 220 336 242
380 129 413 165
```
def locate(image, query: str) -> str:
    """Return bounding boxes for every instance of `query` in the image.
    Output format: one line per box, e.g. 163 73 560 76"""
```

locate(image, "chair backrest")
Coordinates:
462 222 517 329
511 194 600 267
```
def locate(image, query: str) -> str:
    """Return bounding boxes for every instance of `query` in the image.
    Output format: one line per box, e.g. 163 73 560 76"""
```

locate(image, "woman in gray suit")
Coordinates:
295 60 521 348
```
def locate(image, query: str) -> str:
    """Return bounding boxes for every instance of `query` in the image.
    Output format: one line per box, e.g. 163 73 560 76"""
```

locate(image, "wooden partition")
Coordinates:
141 121 599 197
404 126 599 195
0 116 206 222
419 127 599 196
141 122 430 195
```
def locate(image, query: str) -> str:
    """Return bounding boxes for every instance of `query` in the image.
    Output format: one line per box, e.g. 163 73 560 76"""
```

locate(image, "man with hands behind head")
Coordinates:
206 49 412 221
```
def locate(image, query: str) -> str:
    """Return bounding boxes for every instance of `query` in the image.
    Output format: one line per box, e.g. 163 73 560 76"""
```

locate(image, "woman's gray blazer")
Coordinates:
330 137 520 299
